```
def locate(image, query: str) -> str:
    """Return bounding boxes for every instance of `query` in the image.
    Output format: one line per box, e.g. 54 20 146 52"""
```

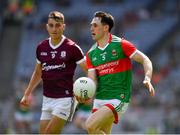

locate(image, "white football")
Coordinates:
73 77 96 99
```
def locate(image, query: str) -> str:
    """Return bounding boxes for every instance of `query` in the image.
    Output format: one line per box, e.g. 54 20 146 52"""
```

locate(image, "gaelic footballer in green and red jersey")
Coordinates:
86 34 137 102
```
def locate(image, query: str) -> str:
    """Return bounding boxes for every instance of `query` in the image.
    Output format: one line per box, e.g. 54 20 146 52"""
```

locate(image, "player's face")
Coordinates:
46 18 65 40
90 17 107 41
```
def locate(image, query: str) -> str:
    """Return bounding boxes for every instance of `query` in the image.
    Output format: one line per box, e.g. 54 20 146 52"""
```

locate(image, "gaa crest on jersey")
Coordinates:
112 49 117 56
60 51 66 58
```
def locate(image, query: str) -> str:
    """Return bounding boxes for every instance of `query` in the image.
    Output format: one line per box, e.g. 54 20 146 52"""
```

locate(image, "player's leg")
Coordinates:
44 115 66 134
39 110 51 134
85 105 114 134
39 120 50 134
101 118 114 134
39 96 52 134
43 97 77 134
74 106 92 130
74 114 86 129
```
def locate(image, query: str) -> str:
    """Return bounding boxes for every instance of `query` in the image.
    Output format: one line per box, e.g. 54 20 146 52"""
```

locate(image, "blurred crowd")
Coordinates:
0 0 180 134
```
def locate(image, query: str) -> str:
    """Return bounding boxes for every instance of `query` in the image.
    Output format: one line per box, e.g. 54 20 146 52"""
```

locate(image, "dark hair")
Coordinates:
94 11 114 32
48 11 64 23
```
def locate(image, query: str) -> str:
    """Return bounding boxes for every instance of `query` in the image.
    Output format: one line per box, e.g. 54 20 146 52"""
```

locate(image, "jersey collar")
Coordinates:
49 35 66 49
97 33 112 50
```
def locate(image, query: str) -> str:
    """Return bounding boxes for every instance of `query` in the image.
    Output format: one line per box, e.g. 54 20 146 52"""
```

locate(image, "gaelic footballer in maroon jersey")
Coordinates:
20 11 87 134
36 35 85 98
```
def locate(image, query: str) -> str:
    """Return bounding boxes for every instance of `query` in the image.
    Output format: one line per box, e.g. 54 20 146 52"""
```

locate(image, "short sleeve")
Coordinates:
36 46 41 64
86 53 94 70
121 39 137 58
73 44 85 64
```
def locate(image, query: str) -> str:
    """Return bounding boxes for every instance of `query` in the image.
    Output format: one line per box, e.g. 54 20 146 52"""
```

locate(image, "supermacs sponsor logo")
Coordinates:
96 61 118 71
42 62 66 71
95 60 119 75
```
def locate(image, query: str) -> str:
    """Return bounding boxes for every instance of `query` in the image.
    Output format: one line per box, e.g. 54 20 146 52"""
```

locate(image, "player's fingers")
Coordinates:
144 81 155 97
20 100 27 106
150 86 155 97
20 98 25 104
143 81 150 90
147 83 155 97
20 97 29 106
75 96 83 103
86 98 92 104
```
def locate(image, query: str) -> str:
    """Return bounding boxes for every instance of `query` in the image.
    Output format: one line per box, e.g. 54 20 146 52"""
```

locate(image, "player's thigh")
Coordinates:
86 106 114 130
39 110 52 134
39 120 50 134
45 115 66 134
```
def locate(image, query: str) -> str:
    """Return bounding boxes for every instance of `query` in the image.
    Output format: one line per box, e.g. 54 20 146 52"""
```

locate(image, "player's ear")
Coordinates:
63 24 66 30
104 24 109 32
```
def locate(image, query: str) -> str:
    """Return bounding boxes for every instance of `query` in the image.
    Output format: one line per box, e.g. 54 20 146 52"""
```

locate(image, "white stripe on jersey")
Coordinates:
76 57 85 64
74 44 85 64
74 44 84 55
129 49 138 58
36 58 41 64
88 68 95 71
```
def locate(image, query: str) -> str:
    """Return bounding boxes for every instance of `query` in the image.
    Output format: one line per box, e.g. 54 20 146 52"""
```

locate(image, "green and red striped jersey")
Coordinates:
86 34 137 102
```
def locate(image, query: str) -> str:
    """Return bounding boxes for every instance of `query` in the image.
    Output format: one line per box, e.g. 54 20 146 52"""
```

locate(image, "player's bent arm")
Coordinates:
20 63 42 106
79 60 88 73
24 63 42 96
88 69 97 85
131 50 155 97
131 50 152 80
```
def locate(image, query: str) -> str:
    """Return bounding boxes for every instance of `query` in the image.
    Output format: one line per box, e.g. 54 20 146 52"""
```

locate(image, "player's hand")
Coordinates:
143 77 155 97
75 95 92 104
20 95 31 107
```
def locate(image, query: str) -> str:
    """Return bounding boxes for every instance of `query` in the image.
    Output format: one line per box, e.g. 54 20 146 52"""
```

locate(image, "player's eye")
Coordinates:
55 23 61 28
92 23 97 27
48 23 61 28
48 23 54 28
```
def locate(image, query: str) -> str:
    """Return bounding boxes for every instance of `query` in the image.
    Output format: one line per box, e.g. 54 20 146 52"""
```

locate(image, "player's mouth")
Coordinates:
91 33 96 36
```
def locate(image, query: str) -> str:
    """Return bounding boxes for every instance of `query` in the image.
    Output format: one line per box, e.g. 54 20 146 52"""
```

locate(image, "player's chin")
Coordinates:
91 35 96 40
50 34 59 39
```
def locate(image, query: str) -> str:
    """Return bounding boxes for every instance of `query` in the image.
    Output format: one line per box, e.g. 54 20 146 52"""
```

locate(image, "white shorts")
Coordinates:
40 96 78 121
92 99 129 124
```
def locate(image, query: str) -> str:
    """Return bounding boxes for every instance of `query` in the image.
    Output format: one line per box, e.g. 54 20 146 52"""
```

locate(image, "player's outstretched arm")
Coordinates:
20 63 42 106
131 50 155 97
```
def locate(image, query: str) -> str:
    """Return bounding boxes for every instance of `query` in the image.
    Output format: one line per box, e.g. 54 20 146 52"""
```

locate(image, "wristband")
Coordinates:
143 76 150 83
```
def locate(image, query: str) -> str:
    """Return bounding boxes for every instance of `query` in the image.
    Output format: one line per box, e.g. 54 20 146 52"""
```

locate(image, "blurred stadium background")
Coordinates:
0 0 179 134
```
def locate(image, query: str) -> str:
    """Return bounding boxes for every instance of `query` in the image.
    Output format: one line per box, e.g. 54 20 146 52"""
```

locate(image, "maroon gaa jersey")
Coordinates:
36 36 85 98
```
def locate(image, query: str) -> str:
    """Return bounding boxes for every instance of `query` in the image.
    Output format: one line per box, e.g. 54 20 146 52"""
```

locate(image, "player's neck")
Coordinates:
51 37 62 46
97 33 110 48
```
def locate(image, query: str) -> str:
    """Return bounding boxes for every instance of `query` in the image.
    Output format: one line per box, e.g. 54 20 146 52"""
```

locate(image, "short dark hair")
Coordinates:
48 11 64 23
94 11 114 32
